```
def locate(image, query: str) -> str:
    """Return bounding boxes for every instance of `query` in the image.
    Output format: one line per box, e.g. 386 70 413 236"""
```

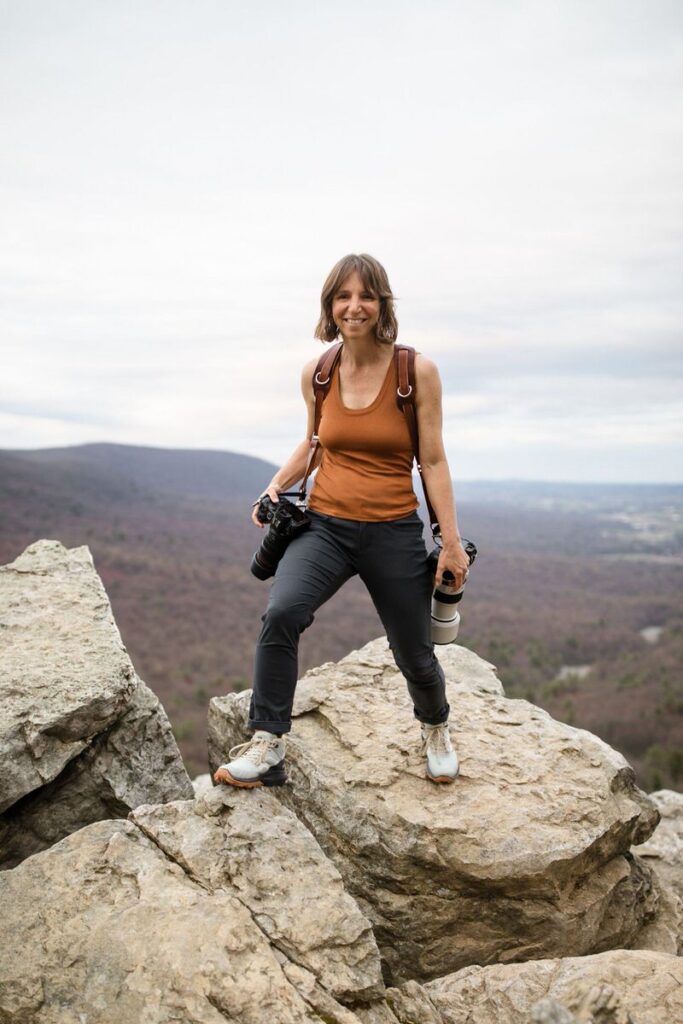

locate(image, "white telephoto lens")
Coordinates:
431 597 460 644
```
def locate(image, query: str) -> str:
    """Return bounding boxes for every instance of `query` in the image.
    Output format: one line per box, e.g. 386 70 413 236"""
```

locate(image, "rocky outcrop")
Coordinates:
0 787 384 1023
359 949 683 1023
0 540 193 868
1 540 678 1023
2 793 680 1024
208 637 661 985
130 787 383 1005
631 789 683 954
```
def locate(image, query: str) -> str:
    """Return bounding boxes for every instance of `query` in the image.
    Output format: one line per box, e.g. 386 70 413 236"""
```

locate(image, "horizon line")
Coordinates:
1 441 681 488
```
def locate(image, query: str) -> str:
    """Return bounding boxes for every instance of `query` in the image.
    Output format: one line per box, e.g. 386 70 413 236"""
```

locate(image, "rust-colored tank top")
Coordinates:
307 349 418 521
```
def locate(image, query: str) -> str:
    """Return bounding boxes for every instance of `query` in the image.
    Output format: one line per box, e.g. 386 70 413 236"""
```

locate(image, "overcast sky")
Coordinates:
2 0 681 482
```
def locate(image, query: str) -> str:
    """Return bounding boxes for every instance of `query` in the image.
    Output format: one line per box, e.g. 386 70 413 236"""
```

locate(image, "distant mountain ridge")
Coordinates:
1 443 278 502
3 441 680 509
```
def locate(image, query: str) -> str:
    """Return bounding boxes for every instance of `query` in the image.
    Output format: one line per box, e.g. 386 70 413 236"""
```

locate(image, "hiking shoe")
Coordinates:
213 730 287 788
421 721 459 783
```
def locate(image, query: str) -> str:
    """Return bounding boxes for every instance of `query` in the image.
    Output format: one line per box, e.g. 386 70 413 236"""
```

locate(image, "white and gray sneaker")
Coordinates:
421 721 459 783
213 730 287 788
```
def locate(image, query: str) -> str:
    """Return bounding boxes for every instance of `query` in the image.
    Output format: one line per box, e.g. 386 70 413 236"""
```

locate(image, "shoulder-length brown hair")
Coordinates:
314 253 399 344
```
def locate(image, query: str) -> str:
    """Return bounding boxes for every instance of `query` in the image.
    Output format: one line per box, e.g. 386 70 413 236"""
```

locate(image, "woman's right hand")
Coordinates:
251 484 281 527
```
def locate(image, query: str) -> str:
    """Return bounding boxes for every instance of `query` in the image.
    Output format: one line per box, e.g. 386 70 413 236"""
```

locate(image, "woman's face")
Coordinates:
331 270 380 341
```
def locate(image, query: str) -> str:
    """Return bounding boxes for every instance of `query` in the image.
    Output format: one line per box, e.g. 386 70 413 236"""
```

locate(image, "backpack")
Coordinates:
298 342 440 536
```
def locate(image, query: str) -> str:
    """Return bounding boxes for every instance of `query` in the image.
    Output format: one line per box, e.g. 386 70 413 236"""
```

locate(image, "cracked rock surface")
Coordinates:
367 948 683 1024
0 785 385 1023
131 786 384 1005
208 637 661 985
0 540 193 868
0 819 337 1023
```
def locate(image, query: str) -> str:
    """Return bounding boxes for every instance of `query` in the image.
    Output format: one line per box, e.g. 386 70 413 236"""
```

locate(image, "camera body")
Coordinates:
426 538 477 644
250 494 311 580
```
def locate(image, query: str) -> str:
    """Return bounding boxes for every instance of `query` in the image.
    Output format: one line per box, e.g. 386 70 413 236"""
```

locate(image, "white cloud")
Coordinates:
1 0 681 481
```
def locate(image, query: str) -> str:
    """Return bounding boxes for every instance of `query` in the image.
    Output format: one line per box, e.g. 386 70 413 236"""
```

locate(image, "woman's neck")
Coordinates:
339 334 393 370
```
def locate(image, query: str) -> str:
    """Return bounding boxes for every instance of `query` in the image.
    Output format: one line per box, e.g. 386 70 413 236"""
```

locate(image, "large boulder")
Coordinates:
0 786 385 1023
366 948 683 1024
131 787 384 1005
0 540 193 868
208 637 661 985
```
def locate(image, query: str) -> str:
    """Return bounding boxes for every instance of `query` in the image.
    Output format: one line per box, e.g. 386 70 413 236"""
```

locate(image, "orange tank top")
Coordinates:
307 349 418 521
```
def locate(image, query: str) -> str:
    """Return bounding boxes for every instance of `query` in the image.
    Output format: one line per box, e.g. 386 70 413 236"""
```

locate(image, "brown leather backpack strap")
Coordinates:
298 341 343 501
394 344 440 536
312 341 343 432
395 345 419 459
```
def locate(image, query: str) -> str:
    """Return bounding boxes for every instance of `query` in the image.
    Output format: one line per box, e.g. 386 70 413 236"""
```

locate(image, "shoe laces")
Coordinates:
421 724 453 757
228 733 276 765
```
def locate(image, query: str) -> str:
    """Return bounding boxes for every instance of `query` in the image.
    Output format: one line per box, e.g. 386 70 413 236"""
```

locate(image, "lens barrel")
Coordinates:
427 538 477 645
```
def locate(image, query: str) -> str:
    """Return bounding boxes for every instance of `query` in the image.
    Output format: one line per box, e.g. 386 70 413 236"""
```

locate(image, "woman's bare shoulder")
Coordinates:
414 351 440 381
301 353 322 399
302 353 320 375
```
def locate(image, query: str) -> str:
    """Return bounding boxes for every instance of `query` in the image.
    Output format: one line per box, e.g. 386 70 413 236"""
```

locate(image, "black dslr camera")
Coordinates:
250 494 311 580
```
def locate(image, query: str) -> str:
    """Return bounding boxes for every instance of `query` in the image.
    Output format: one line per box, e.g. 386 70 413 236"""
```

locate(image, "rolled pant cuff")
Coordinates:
413 705 450 726
247 719 292 735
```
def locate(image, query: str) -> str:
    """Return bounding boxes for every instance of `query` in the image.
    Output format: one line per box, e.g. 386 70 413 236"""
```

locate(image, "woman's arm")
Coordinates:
251 357 323 526
414 354 470 586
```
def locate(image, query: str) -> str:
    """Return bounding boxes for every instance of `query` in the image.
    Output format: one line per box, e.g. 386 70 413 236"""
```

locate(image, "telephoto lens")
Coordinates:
426 538 477 644
250 494 311 580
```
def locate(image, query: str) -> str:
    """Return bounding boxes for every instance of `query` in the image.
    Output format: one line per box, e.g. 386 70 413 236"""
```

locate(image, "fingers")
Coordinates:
437 575 465 589
251 495 264 527
435 565 468 588
251 486 280 527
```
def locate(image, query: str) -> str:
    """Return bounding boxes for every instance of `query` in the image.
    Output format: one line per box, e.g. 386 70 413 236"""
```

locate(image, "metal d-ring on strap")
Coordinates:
397 384 413 398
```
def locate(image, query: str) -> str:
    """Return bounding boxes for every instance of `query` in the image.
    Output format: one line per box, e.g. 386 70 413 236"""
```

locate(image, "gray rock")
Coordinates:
0 819 341 1023
0 794 383 1023
0 540 193 868
357 949 683 1023
630 788 683 954
131 786 384 1004
192 772 213 797
529 999 578 1024
633 789 683 898
419 949 682 1024
209 637 661 985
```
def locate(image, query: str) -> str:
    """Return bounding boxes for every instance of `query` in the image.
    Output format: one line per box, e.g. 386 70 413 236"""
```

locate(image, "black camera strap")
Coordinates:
299 342 441 538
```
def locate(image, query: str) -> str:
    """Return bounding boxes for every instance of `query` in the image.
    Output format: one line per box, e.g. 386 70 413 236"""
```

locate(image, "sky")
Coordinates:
2 0 682 482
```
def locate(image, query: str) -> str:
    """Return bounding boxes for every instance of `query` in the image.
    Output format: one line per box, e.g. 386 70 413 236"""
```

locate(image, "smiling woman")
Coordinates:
314 253 398 346
213 253 470 791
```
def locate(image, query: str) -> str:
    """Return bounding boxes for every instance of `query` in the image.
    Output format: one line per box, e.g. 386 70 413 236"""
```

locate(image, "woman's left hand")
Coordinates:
434 542 470 590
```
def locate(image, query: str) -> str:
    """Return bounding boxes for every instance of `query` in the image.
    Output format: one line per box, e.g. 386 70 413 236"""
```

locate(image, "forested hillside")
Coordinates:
1 444 681 783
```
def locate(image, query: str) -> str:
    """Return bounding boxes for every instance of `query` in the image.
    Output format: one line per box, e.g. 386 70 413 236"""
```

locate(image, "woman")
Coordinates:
214 254 470 789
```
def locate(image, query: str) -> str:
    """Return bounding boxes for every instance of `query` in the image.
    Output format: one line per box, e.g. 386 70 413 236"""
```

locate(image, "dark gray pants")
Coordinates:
248 507 450 734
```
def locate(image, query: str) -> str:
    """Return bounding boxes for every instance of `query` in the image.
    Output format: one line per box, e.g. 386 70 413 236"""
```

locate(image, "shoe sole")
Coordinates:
426 766 459 784
213 761 287 788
